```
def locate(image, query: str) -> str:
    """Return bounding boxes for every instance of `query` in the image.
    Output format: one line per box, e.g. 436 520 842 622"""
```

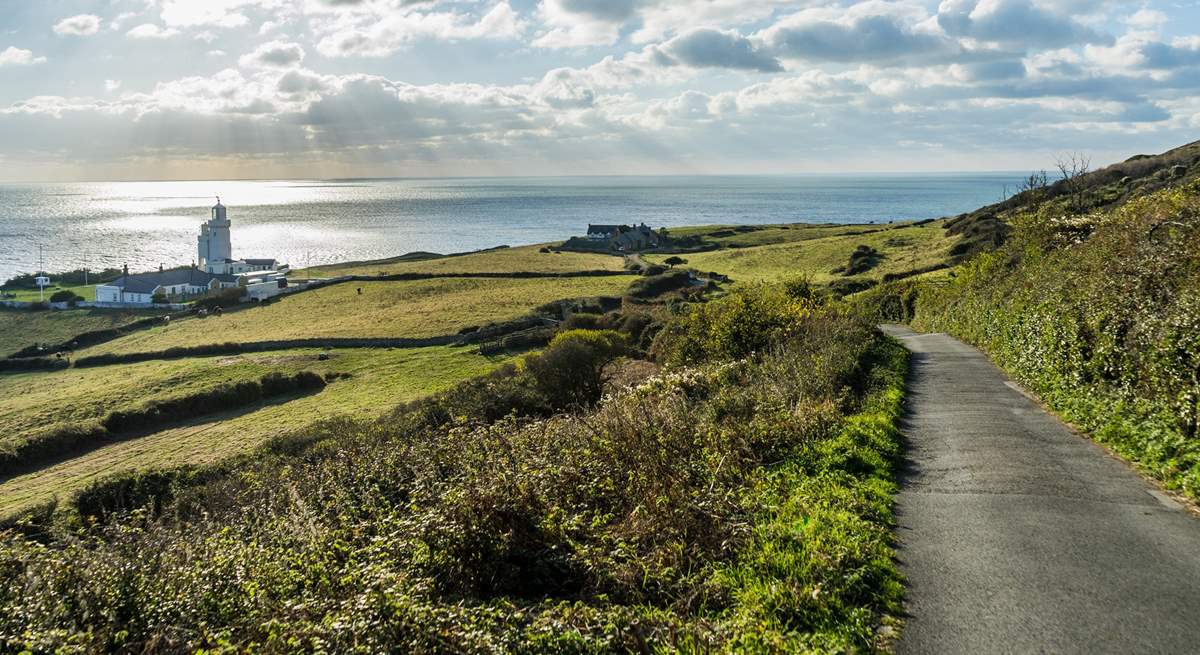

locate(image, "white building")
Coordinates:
94 200 290 306
240 269 291 301
197 200 286 276
95 265 238 305
198 199 232 273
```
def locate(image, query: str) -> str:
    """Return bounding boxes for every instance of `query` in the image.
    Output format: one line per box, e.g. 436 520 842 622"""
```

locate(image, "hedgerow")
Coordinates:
0 371 327 476
913 182 1200 500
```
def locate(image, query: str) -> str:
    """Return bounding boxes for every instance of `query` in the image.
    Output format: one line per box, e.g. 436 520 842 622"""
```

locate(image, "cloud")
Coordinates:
1126 8 1167 32
127 24 181 40
1084 34 1200 73
533 0 637 48
655 28 782 72
0 47 46 66
159 0 257 28
937 0 1113 48
53 14 102 36
240 41 306 68
314 2 524 57
2 0 1198 180
758 4 961 64
532 0 807 47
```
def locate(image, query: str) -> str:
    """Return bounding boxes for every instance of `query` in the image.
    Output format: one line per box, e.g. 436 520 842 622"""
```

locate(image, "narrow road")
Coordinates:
881 325 1200 655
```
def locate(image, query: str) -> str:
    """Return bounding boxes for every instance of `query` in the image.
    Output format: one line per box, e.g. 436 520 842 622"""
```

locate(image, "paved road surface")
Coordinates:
881 325 1200 655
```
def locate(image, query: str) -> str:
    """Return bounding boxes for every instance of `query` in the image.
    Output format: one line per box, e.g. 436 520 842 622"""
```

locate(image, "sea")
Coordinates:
0 174 1021 281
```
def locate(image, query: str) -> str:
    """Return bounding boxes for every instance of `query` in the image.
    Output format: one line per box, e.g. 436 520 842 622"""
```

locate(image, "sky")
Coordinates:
0 0 1198 181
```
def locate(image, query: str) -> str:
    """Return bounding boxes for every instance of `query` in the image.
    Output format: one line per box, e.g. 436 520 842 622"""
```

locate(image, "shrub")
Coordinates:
651 284 818 366
827 277 878 297
0 357 68 372
843 244 881 275
0 285 907 653
523 329 628 408
850 280 921 323
194 286 242 310
48 289 83 303
628 269 692 298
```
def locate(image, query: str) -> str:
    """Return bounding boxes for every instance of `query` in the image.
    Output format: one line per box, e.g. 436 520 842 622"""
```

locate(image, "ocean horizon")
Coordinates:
0 173 1022 281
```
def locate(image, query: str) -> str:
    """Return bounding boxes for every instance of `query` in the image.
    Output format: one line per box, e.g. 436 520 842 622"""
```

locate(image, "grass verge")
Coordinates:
718 335 909 651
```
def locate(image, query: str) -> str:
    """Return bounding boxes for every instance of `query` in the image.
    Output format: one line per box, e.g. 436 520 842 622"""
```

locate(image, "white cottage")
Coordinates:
95 265 238 305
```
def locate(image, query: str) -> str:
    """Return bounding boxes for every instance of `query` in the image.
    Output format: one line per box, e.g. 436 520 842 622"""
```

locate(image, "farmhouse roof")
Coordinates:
244 258 277 267
587 224 623 236
103 268 235 294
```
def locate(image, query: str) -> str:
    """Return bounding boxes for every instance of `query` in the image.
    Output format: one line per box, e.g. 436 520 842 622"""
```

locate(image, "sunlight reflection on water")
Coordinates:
0 174 1019 279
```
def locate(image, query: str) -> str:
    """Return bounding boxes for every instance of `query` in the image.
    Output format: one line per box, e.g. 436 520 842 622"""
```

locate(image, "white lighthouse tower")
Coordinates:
198 197 232 273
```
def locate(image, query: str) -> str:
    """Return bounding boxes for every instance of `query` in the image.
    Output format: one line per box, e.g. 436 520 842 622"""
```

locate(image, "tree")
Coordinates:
1056 153 1092 213
663 256 687 268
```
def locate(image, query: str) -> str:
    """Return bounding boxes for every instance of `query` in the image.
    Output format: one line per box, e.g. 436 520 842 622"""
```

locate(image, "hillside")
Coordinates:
0 284 909 652
855 140 1200 502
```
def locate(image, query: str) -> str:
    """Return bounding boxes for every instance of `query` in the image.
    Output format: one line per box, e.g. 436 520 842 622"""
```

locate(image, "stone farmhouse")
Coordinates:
583 223 663 251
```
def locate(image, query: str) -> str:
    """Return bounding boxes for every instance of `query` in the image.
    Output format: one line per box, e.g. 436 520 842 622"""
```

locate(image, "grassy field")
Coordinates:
80 276 633 356
0 284 97 303
665 222 905 249
0 345 514 515
649 221 954 284
0 306 164 357
297 244 625 277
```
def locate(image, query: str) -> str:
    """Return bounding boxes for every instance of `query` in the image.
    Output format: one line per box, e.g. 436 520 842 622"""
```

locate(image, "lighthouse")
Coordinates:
198 197 232 273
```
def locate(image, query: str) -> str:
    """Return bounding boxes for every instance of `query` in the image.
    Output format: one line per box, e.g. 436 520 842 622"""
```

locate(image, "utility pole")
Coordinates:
38 244 46 302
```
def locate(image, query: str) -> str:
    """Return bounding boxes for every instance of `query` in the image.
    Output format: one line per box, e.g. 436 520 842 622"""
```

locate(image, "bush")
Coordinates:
523 329 628 408
48 289 83 304
843 244 881 275
194 286 242 310
627 269 693 298
651 284 818 366
827 277 878 297
0 357 68 372
850 280 921 323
